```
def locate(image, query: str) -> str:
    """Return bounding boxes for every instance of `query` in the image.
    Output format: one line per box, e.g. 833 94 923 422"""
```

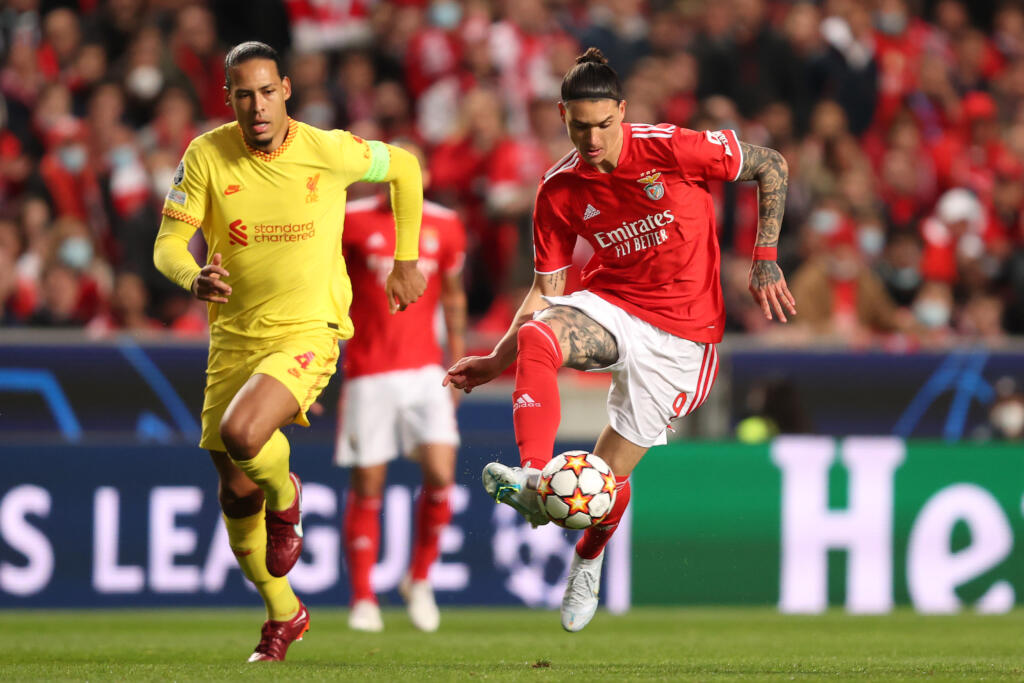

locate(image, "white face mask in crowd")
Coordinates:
913 299 951 329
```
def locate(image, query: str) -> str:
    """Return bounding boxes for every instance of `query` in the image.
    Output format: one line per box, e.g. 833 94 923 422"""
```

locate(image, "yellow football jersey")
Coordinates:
161 119 380 348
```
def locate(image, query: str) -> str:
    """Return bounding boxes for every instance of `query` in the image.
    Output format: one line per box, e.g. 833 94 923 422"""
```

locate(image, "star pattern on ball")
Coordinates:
564 453 590 476
601 471 616 494
537 477 551 496
566 488 592 514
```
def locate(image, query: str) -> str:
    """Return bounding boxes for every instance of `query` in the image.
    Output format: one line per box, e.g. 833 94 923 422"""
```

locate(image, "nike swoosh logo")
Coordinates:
224 185 242 195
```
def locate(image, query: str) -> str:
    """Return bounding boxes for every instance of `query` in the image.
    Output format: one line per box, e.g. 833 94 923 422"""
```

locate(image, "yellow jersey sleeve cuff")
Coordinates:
162 207 202 228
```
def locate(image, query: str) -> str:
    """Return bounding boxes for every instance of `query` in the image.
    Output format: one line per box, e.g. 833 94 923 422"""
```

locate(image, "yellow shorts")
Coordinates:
199 332 340 451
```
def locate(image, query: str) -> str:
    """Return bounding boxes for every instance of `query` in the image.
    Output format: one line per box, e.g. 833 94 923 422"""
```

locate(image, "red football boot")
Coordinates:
247 599 311 662
266 472 303 577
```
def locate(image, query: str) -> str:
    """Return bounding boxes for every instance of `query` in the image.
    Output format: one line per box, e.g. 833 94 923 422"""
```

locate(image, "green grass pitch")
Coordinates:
0 607 1021 681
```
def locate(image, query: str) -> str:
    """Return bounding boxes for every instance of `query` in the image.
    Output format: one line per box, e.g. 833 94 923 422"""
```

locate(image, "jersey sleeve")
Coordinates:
329 130 377 186
441 215 467 275
532 184 576 274
671 128 743 183
161 141 210 228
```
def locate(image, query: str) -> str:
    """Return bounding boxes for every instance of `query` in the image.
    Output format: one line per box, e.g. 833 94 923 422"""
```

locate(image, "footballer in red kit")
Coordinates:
445 48 796 632
336 182 467 633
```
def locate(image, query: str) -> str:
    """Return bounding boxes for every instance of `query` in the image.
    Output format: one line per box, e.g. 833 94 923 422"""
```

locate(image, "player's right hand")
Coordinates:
443 354 502 393
191 252 231 304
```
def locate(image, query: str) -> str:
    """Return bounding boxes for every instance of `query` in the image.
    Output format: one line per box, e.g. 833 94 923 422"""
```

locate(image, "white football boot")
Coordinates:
348 599 383 632
399 575 440 632
481 462 548 527
560 550 604 632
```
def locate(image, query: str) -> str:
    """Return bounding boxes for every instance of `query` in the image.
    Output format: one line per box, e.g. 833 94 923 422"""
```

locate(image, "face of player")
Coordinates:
225 58 292 152
559 98 626 171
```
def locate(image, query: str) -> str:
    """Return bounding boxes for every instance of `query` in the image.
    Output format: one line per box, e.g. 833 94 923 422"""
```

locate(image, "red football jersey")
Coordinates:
532 123 743 343
342 195 466 377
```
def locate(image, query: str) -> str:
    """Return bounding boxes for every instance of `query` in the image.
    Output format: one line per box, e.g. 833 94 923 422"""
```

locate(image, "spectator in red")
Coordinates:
929 91 1011 198
39 8 82 84
38 119 104 228
87 270 161 336
403 0 463 100
919 187 987 284
171 5 231 122
0 219 36 323
789 209 907 345
29 261 84 327
138 86 198 159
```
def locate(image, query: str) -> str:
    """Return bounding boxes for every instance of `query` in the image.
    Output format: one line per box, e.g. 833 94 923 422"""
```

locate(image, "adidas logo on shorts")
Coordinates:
513 393 541 410
583 204 600 220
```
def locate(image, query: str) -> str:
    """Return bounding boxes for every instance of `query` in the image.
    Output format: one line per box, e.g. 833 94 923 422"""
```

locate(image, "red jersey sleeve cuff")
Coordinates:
535 265 571 275
728 129 743 182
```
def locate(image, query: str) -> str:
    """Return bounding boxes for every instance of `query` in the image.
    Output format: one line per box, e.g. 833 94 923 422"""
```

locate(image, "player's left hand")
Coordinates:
748 260 797 323
386 259 426 314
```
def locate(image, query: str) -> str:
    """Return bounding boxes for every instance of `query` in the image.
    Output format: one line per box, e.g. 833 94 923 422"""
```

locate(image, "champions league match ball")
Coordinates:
537 451 617 529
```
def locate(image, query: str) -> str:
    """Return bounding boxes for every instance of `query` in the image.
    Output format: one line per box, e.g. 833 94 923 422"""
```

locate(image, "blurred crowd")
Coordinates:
1 0 1024 349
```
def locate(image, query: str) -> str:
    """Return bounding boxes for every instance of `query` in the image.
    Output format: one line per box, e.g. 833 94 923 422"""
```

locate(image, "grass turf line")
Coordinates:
0 607 1021 681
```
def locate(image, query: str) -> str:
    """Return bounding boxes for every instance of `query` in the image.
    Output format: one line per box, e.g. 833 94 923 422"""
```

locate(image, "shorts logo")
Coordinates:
229 219 248 246
637 170 664 201
306 173 320 203
513 393 541 410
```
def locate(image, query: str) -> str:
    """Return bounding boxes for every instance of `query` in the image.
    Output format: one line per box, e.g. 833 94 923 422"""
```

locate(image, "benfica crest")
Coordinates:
637 171 665 201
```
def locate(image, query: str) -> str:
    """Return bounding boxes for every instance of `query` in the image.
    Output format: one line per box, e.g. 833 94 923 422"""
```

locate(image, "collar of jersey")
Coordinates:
577 122 633 177
238 118 298 161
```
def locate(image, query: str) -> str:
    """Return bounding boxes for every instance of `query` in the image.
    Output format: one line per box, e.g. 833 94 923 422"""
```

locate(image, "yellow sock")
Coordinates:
230 430 296 511
223 509 299 621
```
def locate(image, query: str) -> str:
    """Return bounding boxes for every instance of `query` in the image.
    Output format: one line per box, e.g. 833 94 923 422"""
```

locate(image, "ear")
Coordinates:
558 101 566 123
618 100 626 118
223 85 231 108
282 76 292 102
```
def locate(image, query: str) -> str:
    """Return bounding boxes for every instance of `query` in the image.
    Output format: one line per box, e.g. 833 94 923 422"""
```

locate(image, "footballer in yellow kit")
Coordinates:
162 116 385 447
153 41 426 663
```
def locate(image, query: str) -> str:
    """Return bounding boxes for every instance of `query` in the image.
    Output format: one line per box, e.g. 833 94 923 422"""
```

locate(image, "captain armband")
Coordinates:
360 140 391 183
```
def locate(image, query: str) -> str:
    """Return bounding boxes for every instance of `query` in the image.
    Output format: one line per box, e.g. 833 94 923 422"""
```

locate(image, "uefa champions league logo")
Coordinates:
491 504 576 608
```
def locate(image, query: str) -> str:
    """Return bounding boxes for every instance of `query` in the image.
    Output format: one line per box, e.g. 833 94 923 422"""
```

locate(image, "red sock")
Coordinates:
513 320 563 471
343 493 381 603
409 485 452 581
576 476 631 560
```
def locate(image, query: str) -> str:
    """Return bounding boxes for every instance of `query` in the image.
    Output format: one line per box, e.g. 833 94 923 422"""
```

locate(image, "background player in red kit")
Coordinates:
336 145 467 633
445 48 795 632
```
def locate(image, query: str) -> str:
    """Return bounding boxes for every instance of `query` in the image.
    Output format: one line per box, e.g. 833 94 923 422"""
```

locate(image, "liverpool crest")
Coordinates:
637 171 665 201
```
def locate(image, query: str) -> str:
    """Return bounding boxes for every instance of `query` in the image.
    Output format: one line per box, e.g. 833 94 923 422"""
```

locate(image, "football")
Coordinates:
537 451 617 529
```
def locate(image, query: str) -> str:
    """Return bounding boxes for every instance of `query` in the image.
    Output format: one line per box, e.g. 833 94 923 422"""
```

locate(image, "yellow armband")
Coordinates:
153 214 201 292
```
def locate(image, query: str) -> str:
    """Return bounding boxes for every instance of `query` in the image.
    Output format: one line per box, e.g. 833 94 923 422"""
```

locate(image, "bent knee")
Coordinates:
219 418 264 460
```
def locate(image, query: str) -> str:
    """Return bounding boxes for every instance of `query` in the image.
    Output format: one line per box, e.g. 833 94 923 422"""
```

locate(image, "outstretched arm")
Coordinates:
443 269 567 392
736 142 796 322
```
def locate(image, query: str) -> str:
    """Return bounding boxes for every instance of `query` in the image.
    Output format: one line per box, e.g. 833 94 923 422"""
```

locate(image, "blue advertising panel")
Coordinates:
0 442 631 611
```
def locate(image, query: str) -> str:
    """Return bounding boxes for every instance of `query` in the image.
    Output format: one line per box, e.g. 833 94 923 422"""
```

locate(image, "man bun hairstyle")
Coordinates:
224 41 283 88
560 47 623 103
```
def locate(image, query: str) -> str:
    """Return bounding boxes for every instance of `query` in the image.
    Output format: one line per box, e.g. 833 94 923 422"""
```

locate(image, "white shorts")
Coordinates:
334 365 460 467
541 290 719 448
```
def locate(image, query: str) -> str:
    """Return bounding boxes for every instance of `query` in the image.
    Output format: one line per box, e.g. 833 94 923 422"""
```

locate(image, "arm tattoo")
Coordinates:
750 260 783 287
736 142 789 249
538 269 567 295
536 305 618 370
